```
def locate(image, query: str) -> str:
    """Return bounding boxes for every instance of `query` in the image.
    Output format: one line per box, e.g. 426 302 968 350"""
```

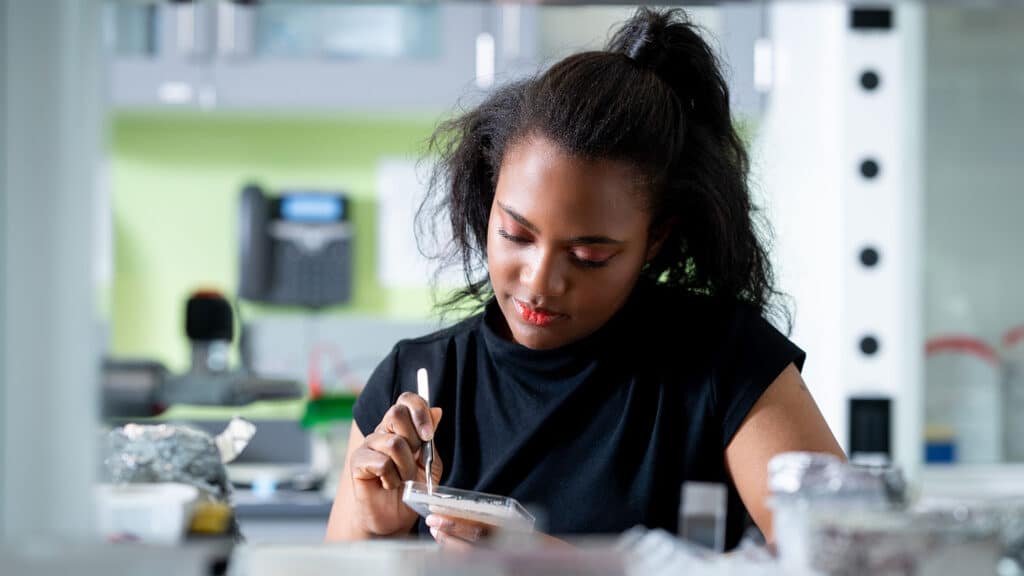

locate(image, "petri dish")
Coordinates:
402 481 535 530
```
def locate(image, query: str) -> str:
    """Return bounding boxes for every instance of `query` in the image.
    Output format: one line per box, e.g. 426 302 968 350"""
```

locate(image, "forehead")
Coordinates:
494 135 649 230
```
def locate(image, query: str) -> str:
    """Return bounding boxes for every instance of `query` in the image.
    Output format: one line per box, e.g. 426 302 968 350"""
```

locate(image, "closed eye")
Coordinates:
499 227 615 268
570 245 616 269
497 228 530 244
571 254 612 269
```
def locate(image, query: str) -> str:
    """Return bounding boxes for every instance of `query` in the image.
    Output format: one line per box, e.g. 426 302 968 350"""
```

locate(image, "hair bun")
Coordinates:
607 8 673 70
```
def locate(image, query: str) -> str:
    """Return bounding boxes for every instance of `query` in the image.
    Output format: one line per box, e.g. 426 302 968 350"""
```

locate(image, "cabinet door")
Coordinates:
109 3 212 110
213 3 485 112
108 2 487 113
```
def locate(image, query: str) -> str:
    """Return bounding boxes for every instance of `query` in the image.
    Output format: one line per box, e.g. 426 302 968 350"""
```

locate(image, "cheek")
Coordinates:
578 254 645 303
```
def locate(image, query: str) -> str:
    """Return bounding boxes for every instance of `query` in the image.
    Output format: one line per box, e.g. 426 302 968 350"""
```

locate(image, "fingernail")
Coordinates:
425 515 440 528
430 527 439 539
420 425 433 441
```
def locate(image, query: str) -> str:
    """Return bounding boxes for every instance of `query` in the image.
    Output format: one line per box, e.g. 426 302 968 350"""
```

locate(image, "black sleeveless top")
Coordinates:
352 279 804 549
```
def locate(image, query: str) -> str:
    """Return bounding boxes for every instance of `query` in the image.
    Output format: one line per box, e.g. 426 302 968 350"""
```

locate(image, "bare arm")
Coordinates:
724 363 846 542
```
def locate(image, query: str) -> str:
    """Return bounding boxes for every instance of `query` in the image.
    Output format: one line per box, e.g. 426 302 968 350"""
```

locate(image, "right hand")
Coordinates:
349 392 443 536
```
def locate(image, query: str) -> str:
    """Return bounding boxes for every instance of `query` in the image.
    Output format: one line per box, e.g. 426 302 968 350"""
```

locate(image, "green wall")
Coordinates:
110 113 441 371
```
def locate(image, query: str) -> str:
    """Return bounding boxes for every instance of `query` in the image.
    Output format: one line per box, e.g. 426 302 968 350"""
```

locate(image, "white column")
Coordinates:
754 1 924 480
839 2 925 480
1 0 104 542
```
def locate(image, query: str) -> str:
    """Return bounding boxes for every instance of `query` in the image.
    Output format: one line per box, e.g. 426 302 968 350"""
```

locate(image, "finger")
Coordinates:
349 447 403 490
362 432 417 483
430 526 477 552
425 514 492 543
377 403 423 453
414 427 444 484
396 391 436 441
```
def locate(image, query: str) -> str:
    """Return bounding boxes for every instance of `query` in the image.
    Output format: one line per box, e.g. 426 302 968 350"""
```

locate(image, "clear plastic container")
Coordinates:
402 481 535 530
808 508 1002 575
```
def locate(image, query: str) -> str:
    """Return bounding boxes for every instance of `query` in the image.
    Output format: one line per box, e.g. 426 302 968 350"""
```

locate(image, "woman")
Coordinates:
326 7 843 549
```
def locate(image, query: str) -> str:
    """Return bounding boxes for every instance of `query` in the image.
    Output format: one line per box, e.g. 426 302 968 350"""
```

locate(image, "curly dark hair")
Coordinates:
418 7 787 327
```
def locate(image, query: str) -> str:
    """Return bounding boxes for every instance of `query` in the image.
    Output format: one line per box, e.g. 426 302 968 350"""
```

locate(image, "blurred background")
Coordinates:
2 0 1023 556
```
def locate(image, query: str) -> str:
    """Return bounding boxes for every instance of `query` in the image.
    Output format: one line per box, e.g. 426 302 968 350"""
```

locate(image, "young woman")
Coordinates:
326 7 843 550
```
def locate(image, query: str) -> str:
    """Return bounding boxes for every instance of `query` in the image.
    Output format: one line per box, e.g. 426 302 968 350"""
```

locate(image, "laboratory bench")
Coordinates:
3 527 1015 576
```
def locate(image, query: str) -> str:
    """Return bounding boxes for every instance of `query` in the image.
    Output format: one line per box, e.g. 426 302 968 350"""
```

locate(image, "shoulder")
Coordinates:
387 310 484 363
633 283 805 445
375 310 487 385
630 280 801 368
353 311 484 434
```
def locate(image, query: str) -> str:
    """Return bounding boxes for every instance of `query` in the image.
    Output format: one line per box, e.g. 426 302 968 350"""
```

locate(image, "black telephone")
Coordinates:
238 183 353 308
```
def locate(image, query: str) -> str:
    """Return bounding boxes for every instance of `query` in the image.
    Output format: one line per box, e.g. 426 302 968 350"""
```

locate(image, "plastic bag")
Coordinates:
617 526 779 576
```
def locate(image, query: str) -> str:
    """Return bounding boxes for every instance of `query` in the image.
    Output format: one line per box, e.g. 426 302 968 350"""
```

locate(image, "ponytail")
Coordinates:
608 8 735 140
607 9 780 326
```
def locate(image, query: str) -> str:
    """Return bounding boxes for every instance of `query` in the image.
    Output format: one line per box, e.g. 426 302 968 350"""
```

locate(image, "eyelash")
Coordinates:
496 228 529 244
573 256 609 269
496 228 611 269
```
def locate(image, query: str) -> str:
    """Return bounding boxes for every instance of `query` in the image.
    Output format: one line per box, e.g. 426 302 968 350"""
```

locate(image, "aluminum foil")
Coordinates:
769 452 908 574
768 452 905 505
101 417 255 502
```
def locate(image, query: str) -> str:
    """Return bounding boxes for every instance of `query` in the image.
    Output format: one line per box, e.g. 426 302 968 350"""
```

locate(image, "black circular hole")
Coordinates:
860 335 880 356
860 159 880 179
860 246 880 268
860 70 880 91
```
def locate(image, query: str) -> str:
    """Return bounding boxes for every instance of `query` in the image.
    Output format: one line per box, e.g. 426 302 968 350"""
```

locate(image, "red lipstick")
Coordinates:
513 299 563 327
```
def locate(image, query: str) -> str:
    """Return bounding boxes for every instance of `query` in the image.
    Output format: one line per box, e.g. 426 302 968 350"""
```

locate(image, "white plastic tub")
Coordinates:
95 482 199 544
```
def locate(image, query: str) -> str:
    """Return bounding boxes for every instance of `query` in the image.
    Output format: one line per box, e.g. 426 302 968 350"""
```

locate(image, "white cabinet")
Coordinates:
107 2 766 117
108 2 489 113
109 2 217 110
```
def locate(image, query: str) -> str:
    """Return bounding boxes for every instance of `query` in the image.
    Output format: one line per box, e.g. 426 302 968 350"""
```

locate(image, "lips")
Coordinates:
513 298 564 327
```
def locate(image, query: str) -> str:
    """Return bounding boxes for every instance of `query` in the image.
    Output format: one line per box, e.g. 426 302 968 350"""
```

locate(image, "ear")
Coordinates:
646 218 676 262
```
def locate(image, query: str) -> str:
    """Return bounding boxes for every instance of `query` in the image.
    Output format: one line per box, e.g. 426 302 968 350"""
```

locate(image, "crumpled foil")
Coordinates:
101 417 255 502
768 452 906 506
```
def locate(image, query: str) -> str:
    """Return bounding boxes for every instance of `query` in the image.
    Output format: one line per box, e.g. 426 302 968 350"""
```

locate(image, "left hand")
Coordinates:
425 514 571 550
425 514 493 550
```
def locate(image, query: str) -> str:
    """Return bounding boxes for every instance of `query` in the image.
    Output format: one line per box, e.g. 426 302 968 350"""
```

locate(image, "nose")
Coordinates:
521 246 567 297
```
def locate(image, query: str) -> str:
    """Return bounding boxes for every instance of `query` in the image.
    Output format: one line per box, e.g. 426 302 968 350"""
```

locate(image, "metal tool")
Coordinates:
417 368 434 494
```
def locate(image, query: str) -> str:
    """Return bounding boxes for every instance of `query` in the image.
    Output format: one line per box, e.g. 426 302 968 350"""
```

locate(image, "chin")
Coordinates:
510 326 570 350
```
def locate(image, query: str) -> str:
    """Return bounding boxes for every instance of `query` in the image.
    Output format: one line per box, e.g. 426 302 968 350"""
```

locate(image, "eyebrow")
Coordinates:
496 202 624 245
